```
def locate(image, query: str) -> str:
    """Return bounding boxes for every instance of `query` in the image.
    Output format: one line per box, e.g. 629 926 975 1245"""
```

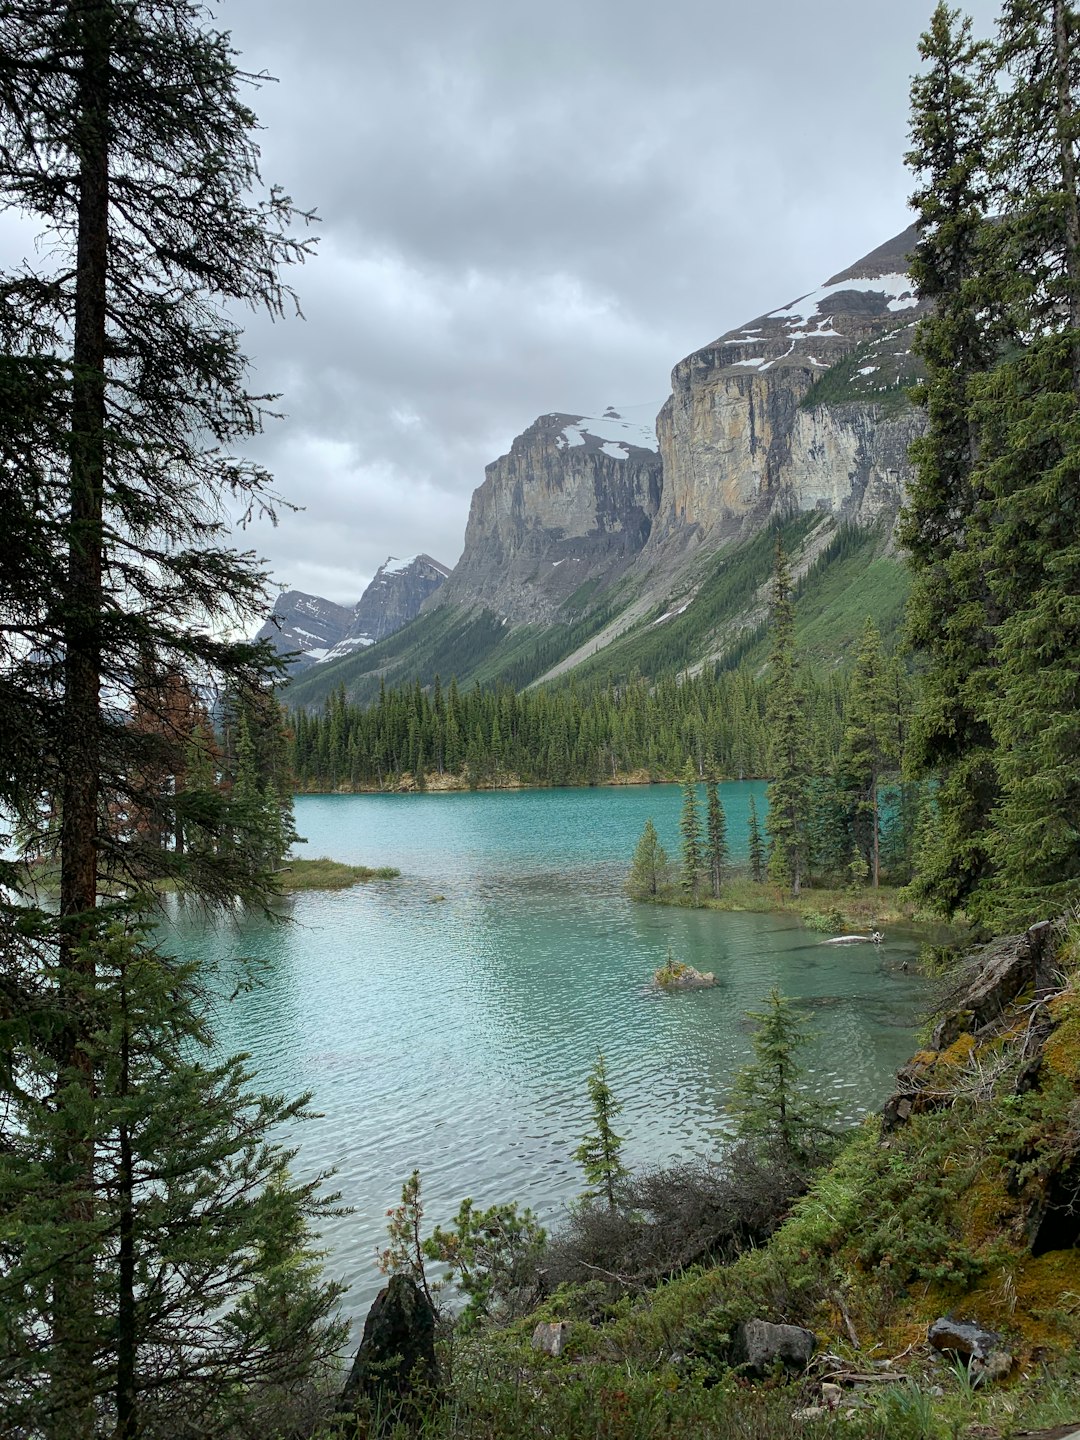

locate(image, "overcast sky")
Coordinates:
10 0 1002 607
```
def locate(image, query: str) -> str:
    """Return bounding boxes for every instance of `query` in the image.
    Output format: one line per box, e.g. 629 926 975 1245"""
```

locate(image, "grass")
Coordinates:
24 855 400 897
642 877 943 931
277 857 400 891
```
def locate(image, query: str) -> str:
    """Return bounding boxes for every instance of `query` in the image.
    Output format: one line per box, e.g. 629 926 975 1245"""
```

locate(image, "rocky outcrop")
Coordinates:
881 922 1058 1132
645 226 929 565
256 591 355 671
435 407 663 625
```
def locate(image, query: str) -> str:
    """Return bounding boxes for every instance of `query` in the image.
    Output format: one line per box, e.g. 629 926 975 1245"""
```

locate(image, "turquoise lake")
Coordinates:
164 783 932 1334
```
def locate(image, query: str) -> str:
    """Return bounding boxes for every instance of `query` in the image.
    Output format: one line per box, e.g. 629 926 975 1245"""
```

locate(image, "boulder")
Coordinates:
338 1274 438 1417
730 1318 816 1376
928 1317 1012 1382
531 1320 572 1357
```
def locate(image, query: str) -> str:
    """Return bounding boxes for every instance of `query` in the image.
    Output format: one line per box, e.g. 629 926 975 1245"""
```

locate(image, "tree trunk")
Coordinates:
55 2 111 1433
1054 0 1080 395
872 781 880 889
116 977 137 1440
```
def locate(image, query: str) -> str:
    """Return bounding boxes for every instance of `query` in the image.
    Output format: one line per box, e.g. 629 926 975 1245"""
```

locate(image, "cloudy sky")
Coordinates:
9 0 1001 608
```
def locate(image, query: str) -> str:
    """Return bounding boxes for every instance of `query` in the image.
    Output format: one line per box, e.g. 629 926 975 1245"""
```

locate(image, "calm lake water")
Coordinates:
163 783 931 1333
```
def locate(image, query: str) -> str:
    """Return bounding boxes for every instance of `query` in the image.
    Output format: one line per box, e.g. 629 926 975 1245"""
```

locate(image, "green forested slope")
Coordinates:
286 512 910 711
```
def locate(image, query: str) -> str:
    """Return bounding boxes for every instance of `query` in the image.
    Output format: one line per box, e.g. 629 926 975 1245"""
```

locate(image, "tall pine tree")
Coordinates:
704 768 728 898
679 759 705 903
901 2 1001 916
765 539 810 896
976 0 1080 922
0 4 340 1435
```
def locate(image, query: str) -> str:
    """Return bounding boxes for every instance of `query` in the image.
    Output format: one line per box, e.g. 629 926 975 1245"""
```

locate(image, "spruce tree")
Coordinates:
838 620 896 888
0 4 341 1434
704 768 728 898
573 1053 628 1212
764 539 810 895
728 989 836 1162
901 2 1002 918
975 0 1080 922
679 759 705 903
626 818 671 899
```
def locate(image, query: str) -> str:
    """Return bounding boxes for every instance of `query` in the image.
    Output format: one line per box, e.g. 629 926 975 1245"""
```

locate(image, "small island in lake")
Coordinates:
654 955 716 991
279 858 400 892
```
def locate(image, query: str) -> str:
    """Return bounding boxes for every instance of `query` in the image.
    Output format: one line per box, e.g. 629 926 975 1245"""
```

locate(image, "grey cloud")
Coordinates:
2 0 1003 605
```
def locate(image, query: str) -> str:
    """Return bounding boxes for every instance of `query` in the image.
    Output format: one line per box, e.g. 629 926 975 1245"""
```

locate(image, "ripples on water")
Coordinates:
162 784 931 1330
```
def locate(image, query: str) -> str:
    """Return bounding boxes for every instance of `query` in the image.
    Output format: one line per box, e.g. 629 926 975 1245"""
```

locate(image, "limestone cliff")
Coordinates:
435 407 663 625
646 225 928 564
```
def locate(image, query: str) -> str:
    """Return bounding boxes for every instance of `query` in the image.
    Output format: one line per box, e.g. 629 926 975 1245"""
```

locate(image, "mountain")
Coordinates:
436 406 663 625
337 554 451 653
258 555 449 672
649 224 927 562
256 592 356 672
287 226 927 709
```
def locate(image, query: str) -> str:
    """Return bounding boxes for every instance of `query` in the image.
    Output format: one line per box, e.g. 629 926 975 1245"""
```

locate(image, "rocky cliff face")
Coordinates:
259 555 449 671
647 225 928 563
436 406 663 624
340 554 450 651
257 591 355 671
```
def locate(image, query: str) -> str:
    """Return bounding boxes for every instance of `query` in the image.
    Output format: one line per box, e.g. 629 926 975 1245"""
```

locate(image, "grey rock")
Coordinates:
927 1316 1003 1360
338 1274 438 1415
256 590 355 672
974 1349 1014 1382
883 922 1056 1132
730 1318 816 1376
435 408 663 626
645 225 929 569
655 964 716 991
932 923 1054 1049
340 554 450 653
531 1320 571 1357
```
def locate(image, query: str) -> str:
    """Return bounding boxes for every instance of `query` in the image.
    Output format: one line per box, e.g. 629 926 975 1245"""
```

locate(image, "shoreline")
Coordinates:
293 768 763 796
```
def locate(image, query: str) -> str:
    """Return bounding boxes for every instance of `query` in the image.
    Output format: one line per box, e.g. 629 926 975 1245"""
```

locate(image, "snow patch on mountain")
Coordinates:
555 403 660 454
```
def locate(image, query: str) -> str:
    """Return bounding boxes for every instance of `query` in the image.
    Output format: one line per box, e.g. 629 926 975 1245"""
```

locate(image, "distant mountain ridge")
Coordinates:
257 554 449 672
287 225 927 708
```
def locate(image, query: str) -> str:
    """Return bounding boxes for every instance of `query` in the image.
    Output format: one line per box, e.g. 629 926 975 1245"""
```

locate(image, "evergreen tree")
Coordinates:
0 4 339 1434
838 619 896 888
626 818 671 899
728 989 836 1162
975 0 1080 922
573 1053 628 1212
747 795 766 884
704 768 728 898
765 540 810 895
679 759 704 903
901 2 1001 917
